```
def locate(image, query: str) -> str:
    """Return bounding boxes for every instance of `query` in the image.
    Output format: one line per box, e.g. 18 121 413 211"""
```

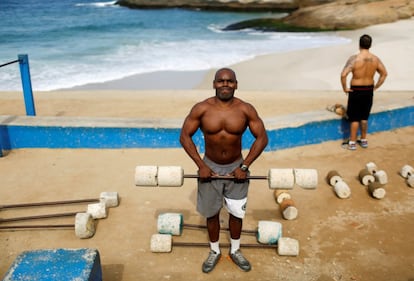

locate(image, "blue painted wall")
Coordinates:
0 106 413 153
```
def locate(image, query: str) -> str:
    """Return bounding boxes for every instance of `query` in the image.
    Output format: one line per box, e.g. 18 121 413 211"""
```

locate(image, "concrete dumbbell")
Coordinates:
358 168 375 186
0 203 108 222
273 190 298 220
362 162 388 184
358 168 386 199
367 182 386 199
374 170 388 185
326 170 351 199
150 233 299 256
0 192 119 210
0 212 96 239
135 165 318 190
365 162 378 174
400 165 414 178
400 165 414 188
157 213 282 244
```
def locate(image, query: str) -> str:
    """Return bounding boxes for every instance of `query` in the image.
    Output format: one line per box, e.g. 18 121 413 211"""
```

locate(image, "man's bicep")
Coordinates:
181 116 200 137
248 115 267 138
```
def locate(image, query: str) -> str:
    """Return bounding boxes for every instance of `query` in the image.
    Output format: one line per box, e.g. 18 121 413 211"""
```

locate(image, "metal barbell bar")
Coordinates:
0 192 119 210
0 213 96 239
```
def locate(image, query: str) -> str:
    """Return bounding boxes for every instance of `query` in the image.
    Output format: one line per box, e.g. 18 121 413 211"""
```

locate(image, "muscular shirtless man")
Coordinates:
341 34 387 150
180 68 268 273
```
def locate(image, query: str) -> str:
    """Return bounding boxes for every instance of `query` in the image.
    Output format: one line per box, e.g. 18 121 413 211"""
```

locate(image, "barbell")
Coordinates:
326 170 351 199
150 233 299 256
157 213 282 245
0 192 119 210
134 165 318 189
400 164 414 188
0 201 108 222
0 213 96 239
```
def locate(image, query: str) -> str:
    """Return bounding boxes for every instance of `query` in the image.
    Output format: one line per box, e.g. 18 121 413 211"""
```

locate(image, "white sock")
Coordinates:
230 238 240 254
210 241 220 254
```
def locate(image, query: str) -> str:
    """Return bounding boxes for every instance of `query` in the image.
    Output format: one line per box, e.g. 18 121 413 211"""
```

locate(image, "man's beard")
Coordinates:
216 89 234 101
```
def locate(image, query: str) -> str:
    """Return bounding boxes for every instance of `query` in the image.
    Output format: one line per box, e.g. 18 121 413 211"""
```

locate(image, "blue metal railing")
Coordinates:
0 54 36 156
0 54 36 116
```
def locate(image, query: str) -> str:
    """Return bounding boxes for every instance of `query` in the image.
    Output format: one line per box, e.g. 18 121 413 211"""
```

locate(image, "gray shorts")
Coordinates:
197 157 249 218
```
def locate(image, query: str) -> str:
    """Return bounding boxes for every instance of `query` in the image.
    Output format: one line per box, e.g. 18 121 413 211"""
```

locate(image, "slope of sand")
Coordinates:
1 19 414 281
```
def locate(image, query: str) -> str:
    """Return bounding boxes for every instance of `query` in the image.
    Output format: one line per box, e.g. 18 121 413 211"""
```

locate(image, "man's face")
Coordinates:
213 70 238 101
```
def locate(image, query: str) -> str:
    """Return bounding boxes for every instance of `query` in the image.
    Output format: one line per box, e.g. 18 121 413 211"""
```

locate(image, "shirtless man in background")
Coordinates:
341 34 388 150
180 68 268 273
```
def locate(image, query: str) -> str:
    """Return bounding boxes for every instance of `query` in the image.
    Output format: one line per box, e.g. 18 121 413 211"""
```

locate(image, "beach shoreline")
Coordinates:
62 18 414 92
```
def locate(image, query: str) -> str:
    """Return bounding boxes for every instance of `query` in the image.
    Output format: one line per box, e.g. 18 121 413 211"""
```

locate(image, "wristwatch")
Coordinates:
240 164 249 172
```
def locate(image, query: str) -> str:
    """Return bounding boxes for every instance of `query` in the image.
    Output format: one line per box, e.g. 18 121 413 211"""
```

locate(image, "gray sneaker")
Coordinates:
230 249 251 272
202 250 221 273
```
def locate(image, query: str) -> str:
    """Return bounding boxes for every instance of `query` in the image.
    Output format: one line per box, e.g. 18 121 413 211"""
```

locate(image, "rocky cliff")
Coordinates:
116 0 414 30
115 0 299 11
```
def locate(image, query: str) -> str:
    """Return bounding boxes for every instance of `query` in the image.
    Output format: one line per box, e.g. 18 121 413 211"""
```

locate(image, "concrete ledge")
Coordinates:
0 101 413 152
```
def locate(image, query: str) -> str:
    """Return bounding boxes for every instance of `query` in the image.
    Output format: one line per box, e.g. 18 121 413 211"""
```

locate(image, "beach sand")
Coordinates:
1 19 414 280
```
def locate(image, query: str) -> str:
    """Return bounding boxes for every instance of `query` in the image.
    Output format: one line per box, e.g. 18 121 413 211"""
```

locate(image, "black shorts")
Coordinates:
346 85 374 122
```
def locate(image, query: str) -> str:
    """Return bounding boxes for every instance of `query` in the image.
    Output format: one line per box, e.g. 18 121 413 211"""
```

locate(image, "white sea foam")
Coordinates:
75 1 117 8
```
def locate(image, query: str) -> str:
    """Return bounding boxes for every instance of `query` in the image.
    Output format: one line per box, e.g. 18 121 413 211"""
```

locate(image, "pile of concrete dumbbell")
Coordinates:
358 162 388 199
326 162 390 200
150 212 299 256
0 192 119 239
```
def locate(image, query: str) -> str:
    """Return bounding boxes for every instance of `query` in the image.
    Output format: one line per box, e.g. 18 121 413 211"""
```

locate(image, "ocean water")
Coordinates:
0 0 350 91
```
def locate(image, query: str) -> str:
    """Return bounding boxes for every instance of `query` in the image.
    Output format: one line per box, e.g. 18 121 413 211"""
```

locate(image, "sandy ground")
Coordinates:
1 19 414 281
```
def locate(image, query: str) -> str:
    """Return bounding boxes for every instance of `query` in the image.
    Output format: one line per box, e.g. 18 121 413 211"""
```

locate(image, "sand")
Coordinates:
0 19 414 281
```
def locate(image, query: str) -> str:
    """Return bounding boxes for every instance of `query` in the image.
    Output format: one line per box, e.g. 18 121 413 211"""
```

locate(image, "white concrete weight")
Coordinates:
374 170 388 185
75 213 96 239
99 192 119 208
294 169 318 189
257 221 282 245
150 234 172 253
365 162 378 174
277 237 300 256
407 174 414 188
268 169 295 189
400 165 414 179
327 170 342 186
334 181 351 199
359 168 375 186
157 213 183 236
157 166 184 187
87 202 107 219
134 165 158 186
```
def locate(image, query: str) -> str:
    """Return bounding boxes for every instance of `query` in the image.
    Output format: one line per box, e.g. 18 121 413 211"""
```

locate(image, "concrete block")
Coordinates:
3 248 102 281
